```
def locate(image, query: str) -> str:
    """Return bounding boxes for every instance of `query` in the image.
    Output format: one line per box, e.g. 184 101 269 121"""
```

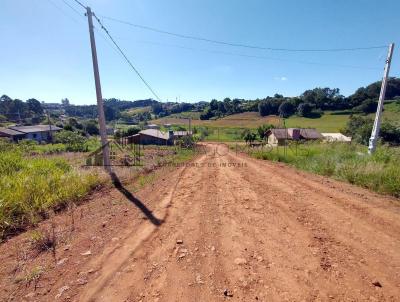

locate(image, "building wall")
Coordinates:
25 131 58 143
267 134 278 146
139 134 172 145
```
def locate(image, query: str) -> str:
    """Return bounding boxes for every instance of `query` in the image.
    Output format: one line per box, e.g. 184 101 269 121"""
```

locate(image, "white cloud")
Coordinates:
274 76 288 81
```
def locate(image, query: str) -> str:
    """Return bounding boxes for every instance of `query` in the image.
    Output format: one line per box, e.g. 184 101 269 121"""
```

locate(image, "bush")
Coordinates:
54 130 88 152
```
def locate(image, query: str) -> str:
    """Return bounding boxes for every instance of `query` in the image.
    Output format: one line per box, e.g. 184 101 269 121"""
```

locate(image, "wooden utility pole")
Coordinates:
368 43 395 154
46 110 53 143
86 6 111 171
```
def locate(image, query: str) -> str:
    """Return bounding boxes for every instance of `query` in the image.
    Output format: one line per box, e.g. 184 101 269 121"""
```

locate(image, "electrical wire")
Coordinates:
71 0 86 9
128 39 382 71
100 15 389 53
61 0 85 18
46 0 82 25
93 14 162 102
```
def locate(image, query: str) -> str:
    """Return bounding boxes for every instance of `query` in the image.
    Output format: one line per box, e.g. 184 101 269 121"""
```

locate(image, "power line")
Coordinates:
61 0 85 18
46 0 82 25
93 14 162 102
71 0 86 9
100 15 388 53
128 39 382 71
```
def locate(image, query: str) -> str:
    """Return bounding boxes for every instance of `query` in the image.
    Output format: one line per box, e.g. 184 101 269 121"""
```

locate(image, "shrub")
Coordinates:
54 130 88 152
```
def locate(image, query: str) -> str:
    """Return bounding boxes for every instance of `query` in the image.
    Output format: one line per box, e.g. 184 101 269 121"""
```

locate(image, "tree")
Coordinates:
84 120 99 135
152 103 163 115
200 108 213 120
349 77 400 107
242 130 257 145
278 101 295 117
344 115 373 145
380 122 400 145
124 126 140 137
257 124 274 140
258 100 272 116
26 98 43 114
61 98 70 106
354 99 378 114
104 105 119 121
297 103 313 117
210 99 219 111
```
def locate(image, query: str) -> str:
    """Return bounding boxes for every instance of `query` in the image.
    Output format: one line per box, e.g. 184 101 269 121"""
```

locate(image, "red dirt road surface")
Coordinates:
1 143 400 301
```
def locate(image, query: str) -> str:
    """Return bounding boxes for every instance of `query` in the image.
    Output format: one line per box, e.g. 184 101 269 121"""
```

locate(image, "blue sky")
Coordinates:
1 0 399 105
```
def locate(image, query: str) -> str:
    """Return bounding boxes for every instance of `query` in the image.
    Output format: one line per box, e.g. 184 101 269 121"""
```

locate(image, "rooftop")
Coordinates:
139 129 170 140
267 128 323 140
0 128 25 136
9 125 62 133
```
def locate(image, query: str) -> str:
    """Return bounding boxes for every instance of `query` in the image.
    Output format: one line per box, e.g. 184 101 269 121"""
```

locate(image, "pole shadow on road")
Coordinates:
109 171 163 226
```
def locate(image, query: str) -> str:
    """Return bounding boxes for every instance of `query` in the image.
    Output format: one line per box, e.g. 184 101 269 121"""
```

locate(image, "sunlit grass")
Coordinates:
0 142 103 239
249 142 400 197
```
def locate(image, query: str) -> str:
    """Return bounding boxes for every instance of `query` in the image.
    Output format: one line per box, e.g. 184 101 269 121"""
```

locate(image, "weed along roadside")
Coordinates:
237 142 400 197
0 140 198 241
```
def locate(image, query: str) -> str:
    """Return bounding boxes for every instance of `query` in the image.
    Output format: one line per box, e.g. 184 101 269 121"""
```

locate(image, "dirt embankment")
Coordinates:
1 143 399 301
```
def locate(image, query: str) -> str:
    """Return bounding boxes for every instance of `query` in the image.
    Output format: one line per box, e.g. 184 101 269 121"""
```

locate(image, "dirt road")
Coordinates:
74 143 400 302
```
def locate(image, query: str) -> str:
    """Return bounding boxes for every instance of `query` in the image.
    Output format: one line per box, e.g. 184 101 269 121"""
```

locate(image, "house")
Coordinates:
124 129 192 146
127 129 173 145
321 133 352 142
266 128 323 146
0 128 26 142
2 125 62 143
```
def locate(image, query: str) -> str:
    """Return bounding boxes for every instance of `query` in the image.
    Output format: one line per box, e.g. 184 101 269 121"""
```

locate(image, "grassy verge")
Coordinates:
0 142 104 240
247 142 400 197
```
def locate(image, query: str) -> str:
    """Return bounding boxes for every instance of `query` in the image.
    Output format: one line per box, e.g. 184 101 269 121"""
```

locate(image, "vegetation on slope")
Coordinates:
250 142 400 197
0 141 103 240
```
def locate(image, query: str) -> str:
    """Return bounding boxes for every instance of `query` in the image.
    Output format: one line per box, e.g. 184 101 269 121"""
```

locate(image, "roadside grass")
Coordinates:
248 142 400 197
16 138 100 155
0 142 104 240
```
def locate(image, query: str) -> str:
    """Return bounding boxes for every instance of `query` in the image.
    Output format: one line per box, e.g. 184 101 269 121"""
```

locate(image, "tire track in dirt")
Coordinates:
78 156 199 302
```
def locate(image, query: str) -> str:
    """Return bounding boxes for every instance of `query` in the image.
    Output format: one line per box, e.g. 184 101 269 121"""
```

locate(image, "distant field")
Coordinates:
153 112 281 128
154 111 348 132
125 106 152 114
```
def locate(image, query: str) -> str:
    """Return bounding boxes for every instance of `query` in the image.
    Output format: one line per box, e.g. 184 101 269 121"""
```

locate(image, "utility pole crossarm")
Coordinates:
368 43 395 154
